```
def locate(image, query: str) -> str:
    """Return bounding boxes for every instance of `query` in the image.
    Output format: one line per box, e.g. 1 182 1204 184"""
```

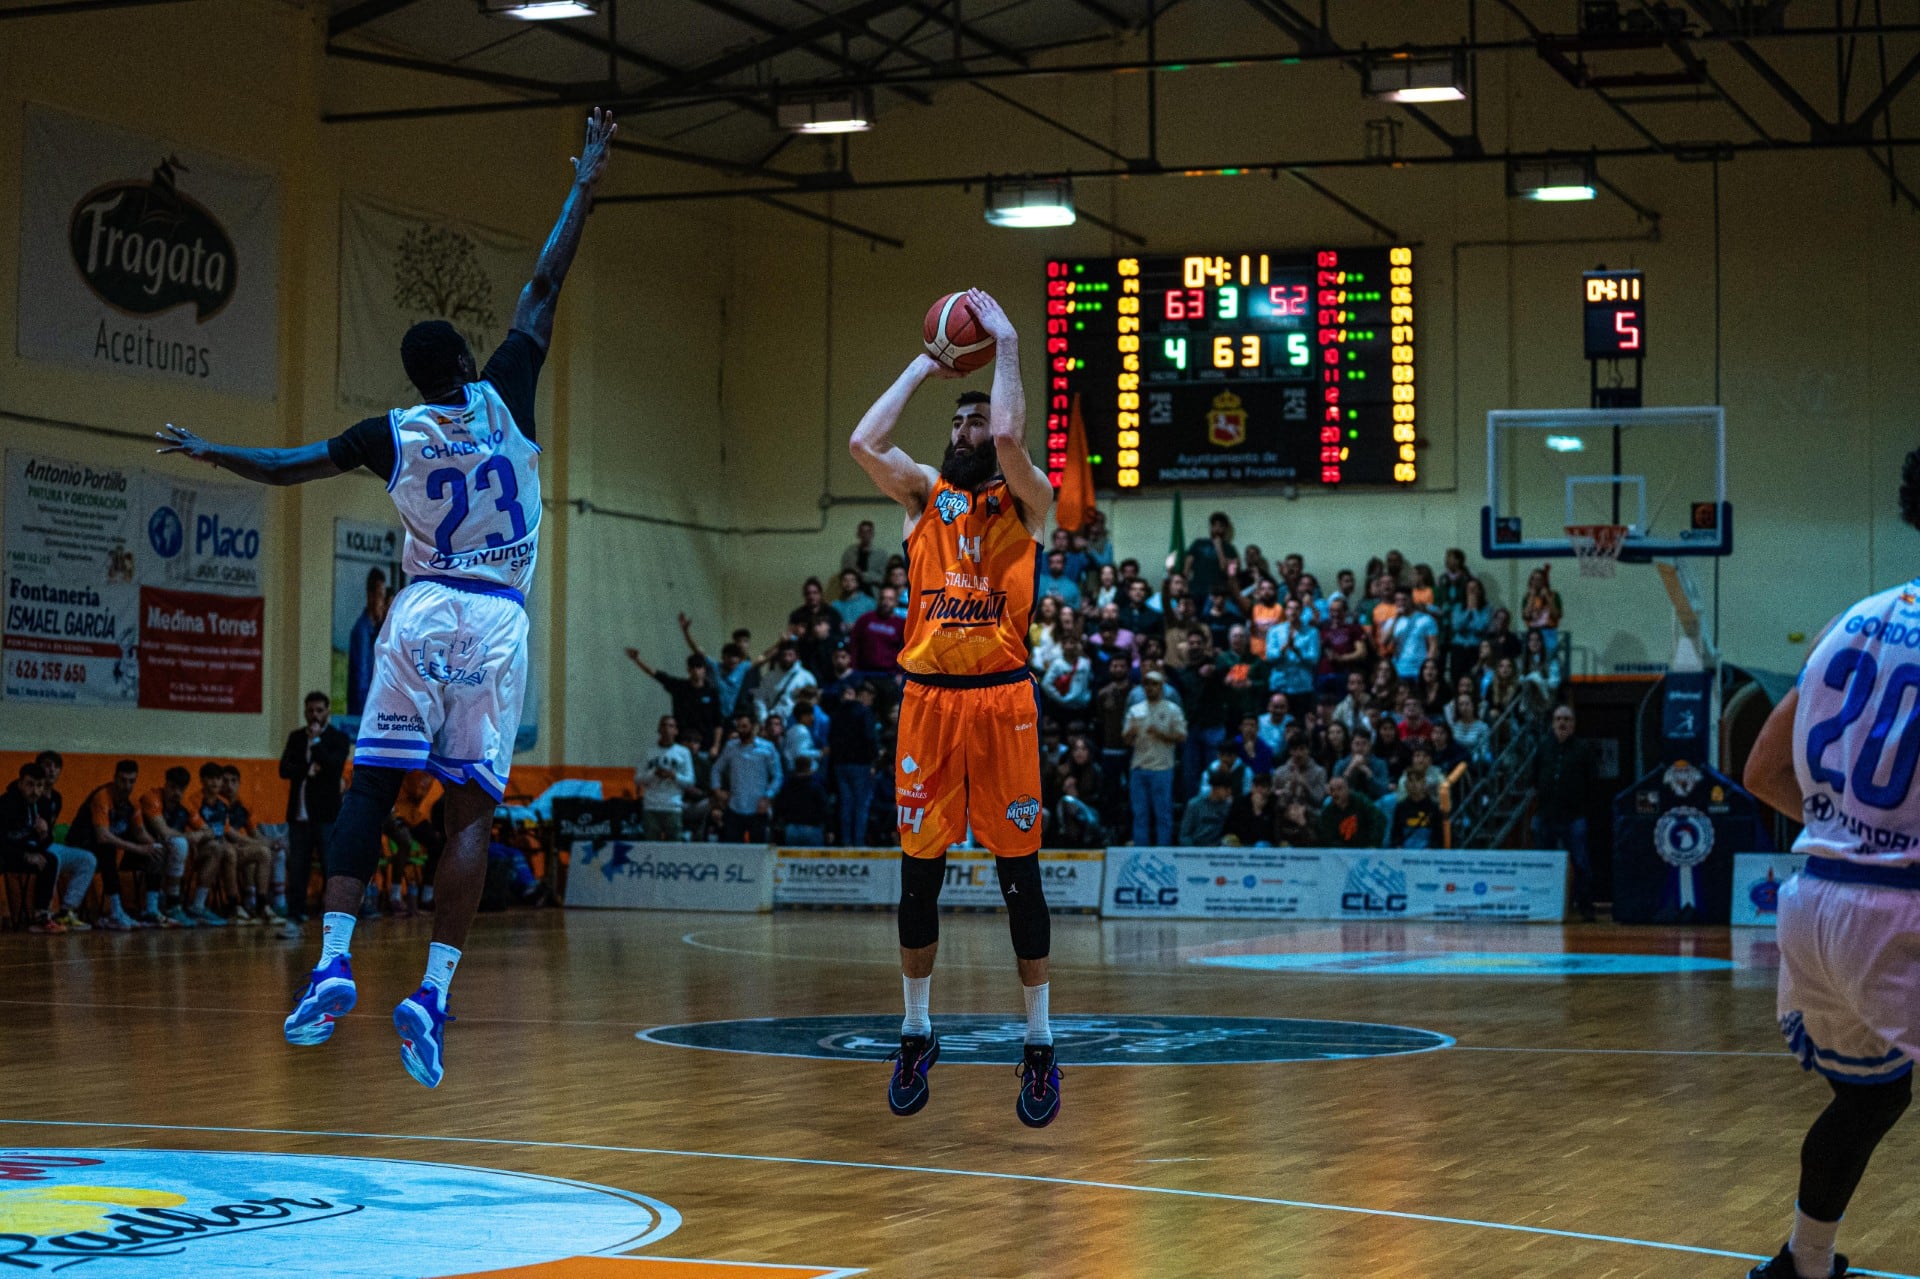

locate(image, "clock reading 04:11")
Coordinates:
1043 246 1417 491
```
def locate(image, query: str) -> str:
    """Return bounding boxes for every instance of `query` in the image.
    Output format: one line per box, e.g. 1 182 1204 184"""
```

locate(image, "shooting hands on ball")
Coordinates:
964 288 1017 344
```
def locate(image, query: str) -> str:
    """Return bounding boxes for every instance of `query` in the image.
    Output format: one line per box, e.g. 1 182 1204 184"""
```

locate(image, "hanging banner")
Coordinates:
16 103 280 398
4 450 266 710
338 194 531 414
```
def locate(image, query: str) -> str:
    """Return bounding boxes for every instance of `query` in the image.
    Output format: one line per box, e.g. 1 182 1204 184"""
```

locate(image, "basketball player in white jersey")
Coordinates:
1741 454 1920 1278
155 108 616 1088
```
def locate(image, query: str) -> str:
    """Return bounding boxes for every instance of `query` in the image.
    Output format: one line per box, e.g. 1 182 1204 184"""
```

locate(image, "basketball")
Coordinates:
923 291 996 373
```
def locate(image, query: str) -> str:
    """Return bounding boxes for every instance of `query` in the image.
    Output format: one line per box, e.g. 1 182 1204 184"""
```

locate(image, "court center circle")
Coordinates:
0 1148 678 1278
638 1014 1453 1064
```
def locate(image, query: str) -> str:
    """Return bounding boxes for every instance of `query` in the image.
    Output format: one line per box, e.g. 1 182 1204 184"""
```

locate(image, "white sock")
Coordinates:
319 912 356 965
422 942 461 1011
902 975 931 1037
1790 1206 1840 1279
1023 982 1052 1046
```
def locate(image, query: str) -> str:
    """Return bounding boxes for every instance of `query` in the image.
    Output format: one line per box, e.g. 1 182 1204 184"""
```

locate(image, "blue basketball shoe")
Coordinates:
887 1033 940 1116
1015 1042 1061 1128
393 985 453 1089
283 955 356 1046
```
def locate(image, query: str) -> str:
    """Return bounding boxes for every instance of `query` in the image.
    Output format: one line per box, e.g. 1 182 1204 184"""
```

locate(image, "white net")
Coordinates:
1566 524 1627 578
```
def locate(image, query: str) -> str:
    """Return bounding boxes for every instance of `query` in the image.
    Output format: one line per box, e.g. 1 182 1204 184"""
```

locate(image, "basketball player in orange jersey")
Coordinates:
849 288 1061 1128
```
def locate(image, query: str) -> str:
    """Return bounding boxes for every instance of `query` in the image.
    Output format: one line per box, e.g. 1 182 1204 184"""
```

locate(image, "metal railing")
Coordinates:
1448 632 1571 849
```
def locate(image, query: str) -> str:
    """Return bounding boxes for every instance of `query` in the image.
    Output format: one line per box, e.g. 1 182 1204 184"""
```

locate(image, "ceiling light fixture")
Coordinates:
480 0 598 19
1509 156 1598 202
776 90 875 135
1362 50 1467 103
984 177 1075 229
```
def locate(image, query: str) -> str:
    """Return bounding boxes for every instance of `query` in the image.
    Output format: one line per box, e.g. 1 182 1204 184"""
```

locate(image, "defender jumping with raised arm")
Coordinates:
848 289 1062 1128
156 108 617 1088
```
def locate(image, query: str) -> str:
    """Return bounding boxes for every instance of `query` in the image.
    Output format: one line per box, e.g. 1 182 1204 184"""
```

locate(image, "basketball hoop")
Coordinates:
1565 524 1628 578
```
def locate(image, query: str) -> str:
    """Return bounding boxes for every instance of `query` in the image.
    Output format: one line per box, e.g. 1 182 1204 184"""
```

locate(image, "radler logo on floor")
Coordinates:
0 1149 678 1276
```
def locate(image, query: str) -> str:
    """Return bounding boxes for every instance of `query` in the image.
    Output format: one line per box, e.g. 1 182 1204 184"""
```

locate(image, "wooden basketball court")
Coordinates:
4 910 1915 1278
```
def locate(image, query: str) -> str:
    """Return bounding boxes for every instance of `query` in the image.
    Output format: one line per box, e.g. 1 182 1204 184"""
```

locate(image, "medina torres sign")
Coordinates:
18 104 279 399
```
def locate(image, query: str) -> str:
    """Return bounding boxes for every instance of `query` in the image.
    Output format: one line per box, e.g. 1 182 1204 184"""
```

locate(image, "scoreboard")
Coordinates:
1043 246 1417 491
1583 268 1645 359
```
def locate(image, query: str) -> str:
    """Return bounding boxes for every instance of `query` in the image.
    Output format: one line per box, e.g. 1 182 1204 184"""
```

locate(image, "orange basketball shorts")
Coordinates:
894 672 1043 859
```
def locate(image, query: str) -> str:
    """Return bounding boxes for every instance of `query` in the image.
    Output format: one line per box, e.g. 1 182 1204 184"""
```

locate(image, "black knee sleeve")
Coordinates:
324 765 408 884
1799 1072 1913 1221
898 853 945 950
996 854 1050 961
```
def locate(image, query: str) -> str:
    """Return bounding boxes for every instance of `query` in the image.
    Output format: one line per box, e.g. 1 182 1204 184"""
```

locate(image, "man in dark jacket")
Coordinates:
1530 703 1600 920
824 678 878 846
1317 775 1386 849
281 690 351 931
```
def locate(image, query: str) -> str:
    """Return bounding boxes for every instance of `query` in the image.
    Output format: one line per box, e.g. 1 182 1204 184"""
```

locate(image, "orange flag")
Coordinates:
1056 392 1096 532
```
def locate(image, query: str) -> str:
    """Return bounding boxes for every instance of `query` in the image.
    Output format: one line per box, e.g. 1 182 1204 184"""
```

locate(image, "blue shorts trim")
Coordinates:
424 757 506 801
1803 855 1920 891
414 575 526 608
1781 1012 1916 1084
354 751 429 770
355 736 430 752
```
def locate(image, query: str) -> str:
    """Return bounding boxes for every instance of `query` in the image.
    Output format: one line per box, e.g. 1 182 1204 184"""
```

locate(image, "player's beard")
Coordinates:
939 440 997 491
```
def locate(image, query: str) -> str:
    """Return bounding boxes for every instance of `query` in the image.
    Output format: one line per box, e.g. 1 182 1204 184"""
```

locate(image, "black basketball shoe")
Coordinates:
1747 1246 1849 1278
1015 1042 1062 1128
887 1033 940 1116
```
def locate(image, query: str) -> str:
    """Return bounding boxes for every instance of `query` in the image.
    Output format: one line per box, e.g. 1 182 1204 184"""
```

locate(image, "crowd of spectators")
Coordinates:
624 509 1571 852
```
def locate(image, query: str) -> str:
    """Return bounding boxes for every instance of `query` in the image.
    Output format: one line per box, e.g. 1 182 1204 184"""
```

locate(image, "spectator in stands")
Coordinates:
1081 509 1115 574
1124 670 1187 845
141 765 218 927
1272 733 1328 808
1411 658 1449 718
883 560 910 605
1117 577 1161 637
1090 563 1121 610
1429 718 1469 777
1318 775 1385 848
1390 768 1443 849
1411 563 1438 611
191 761 238 915
1485 655 1523 717
346 566 389 716
1217 624 1269 729
788 576 841 639
1200 584 1247 649
628 647 725 757
1436 547 1472 612
1037 549 1082 608
796 614 840 683
1523 565 1564 650
280 690 349 932
2 762 95 933
1393 743 1451 817
1519 627 1559 707
1319 720 1352 772
1380 587 1440 683
1245 577 1284 658
1384 548 1412 588
1369 658 1403 710
1275 796 1315 847
1338 729 1391 801
841 519 884 593
1174 630 1230 794
1153 571 1192 619
849 585 907 680
1040 634 1093 729
786 686 832 772
1398 697 1438 750
1329 567 1358 605
773 755 830 847
70 760 161 927
1447 577 1491 683
220 765 284 924
1095 656 1135 809
827 679 879 846
1053 774 1104 848
830 568 876 629
1332 671 1374 731
1296 573 1329 625
1320 596 1372 701
1049 526 1089 586
1266 600 1320 703
1224 771 1280 847
637 714 695 841
1485 607 1524 662
1184 512 1239 603
1085 610 1133 675
1028 595 1061 650
712 712 783 844
1256 693 1294 754
1530 704 1599 921
758 639 819 723
1180 768 1235 847
1229 714 1276 789
1053 736 1106 822
1031 605 1079 674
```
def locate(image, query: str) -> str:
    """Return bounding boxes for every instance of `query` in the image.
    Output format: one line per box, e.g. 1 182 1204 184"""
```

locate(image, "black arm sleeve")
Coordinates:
326 416 397 484
483 329 547 442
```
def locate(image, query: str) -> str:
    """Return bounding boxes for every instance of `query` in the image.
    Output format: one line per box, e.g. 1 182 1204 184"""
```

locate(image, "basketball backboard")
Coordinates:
1481 406 1730 561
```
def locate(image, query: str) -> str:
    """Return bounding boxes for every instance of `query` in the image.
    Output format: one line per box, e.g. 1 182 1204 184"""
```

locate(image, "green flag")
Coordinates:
1166 489 1185 572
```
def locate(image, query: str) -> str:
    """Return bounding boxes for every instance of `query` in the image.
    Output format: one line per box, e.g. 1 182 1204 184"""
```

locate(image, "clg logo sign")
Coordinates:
1341 858 1408 914
0 1148 678 1275
1114 851 1179 908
